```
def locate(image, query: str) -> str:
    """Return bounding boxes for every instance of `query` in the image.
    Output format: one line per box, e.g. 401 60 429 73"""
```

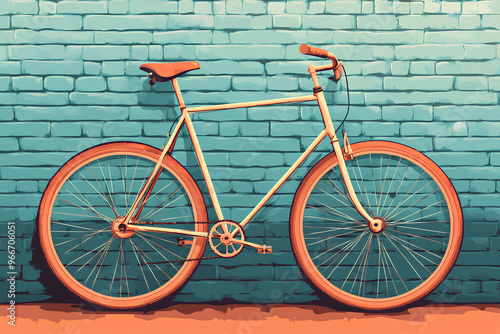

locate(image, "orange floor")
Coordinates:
2 303 499 333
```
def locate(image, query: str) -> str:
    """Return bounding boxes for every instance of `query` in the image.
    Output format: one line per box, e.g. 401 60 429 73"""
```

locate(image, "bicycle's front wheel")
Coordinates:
38 142 208 309
290 141 462 310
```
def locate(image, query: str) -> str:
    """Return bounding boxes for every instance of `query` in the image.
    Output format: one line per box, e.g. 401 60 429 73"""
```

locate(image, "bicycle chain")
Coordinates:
128 220 227 264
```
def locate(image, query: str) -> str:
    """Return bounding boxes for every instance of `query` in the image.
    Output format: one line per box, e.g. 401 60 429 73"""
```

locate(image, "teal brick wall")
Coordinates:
0 0 499 305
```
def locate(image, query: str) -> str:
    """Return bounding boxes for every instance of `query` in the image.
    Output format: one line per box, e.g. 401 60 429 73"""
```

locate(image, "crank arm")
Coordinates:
230 239 270 252
126 224 208 238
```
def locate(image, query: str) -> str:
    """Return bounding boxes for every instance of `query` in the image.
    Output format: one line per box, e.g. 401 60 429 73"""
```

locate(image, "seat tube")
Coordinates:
309 66 375 224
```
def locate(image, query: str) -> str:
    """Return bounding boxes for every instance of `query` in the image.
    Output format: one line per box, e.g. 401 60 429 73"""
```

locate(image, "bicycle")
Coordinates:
37 44 463 310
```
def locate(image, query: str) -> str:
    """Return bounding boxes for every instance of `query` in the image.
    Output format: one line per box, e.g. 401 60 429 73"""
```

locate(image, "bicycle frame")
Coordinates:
124 64 377 239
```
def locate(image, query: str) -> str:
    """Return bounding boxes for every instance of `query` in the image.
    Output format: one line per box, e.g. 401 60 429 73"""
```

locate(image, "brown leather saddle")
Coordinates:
139 61 200 85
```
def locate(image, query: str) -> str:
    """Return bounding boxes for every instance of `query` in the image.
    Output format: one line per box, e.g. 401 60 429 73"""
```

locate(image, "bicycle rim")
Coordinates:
38 142 207 309
290 141 463 310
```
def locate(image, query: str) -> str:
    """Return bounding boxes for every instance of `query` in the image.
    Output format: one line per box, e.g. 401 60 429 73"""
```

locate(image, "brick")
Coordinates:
219 122 268 137
384 77 454 91
8 45 65 60
168 15 213 29
302 15 354 29
15 106 129 121
374 0 392 13
362 122 399 136
232 77 266 91
57 1 107 13
197 45 285 60
325 1 361 14
468 122 500 136
357 15 397 30
12 30 93 44
465 45 496 60
0 61 20 75
84 62 101 75
70 92 138 105
470 181 496 194
395 45 465 60
95 32 153 45
0 77 10 91
460 15 481 30
214 15 251 29
18 92 68 105
435 106 500 121
83 46 130 61
12 15 82 30
103 122 142 136
391 61 409 75
455 77 488 91
129 0 177 14
273 15 301 29
12 76 43 91
154 31 211 44
400 15 458 29
401 122 453 136
0 106 14 120
211 61 264 75
409 61 435 75
22 61 83 75
51 123 82 137
0 138 19 151
267 76 298 91
426 31 500 44
84 15 167 30
44 76 74 91
0 122 49 136
426 152 488 166
75 77 107 92
230 30 307 44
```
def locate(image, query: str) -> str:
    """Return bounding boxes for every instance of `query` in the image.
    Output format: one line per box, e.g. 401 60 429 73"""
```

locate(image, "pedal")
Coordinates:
177 238 193 246
258 244 272 254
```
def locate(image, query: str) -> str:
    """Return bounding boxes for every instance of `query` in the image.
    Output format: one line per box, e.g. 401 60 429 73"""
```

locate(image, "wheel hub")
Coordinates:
368 217 386 233
111 216 136 239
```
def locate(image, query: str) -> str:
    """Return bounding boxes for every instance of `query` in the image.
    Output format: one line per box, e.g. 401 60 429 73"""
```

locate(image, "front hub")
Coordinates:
368 217 386 233
111 216 136 239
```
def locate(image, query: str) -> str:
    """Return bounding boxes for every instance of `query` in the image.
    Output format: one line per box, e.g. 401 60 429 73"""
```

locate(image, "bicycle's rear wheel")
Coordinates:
290 141 462 310
38 142 207 309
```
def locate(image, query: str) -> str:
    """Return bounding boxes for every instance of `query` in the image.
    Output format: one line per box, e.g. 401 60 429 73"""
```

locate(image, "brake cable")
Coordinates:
335 64 350 134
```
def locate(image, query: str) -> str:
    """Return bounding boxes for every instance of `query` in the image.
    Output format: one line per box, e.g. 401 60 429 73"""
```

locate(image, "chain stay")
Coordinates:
130 220 228 264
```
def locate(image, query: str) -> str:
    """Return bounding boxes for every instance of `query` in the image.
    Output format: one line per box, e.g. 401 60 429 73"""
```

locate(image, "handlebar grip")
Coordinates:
300 44 331 59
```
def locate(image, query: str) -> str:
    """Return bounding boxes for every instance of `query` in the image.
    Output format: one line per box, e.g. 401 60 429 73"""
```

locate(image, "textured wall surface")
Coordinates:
0 0 499 304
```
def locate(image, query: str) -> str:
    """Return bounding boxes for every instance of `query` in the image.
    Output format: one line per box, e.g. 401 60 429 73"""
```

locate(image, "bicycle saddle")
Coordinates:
140 61 200 84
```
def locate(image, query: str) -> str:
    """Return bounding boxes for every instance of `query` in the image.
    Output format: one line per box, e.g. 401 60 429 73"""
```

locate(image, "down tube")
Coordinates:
239 129 328 229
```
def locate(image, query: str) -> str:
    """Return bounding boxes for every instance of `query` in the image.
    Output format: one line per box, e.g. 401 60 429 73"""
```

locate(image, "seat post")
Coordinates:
171 78 186 110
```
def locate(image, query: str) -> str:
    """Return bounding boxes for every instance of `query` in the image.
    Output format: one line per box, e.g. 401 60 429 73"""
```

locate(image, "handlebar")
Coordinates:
300 44 343 82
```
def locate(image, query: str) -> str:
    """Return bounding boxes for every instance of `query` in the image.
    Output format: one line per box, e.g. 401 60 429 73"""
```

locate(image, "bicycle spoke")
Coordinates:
140 186 184 220
326 231 368 279
306 228 365 245
88 164 119 218
309 198 364 224
379 160 410 219
388 198 446 225
383 232 423 282
109 239 122 295
305 206 365 225
119 155 128 213
130 238 151 292
354 156 375 217
385 233 433 275
130 237 171 281
383 231 442 262
91 236 114 289
314 230 368 263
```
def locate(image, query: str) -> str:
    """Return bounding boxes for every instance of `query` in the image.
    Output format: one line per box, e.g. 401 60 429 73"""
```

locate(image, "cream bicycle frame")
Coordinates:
124 64 377 239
